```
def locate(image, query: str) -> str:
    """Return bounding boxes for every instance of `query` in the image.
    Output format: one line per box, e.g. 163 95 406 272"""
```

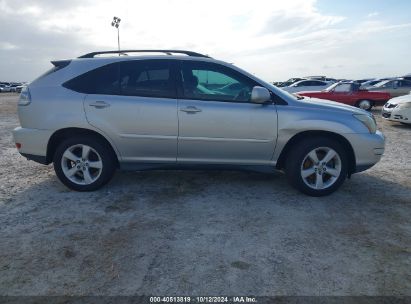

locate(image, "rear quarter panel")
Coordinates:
18 86 89 130
358 91 390 105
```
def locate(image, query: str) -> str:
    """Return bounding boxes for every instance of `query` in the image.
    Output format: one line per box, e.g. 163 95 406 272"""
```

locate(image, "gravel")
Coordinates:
0 93 410 296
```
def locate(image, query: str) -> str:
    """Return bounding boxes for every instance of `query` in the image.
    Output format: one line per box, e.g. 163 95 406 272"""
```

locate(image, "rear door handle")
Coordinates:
180 106 202 114
89 101 110 109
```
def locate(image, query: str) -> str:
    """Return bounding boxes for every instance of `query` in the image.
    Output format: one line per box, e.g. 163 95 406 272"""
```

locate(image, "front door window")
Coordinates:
180 61 257 102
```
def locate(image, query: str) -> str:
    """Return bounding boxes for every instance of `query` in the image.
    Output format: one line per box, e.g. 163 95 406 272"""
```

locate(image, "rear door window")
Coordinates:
119 60 176 98
63 60 177 98
334 84 352 92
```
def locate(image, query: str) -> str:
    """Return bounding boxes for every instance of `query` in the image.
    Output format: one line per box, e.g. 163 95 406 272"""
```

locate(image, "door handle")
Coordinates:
89 101 110 109
180 106 202 114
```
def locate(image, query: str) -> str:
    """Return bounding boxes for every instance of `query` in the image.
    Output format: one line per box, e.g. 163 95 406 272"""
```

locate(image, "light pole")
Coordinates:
111 16 121 54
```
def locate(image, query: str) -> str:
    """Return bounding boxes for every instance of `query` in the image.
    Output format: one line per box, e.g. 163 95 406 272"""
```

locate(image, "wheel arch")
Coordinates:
275 130 356 176
46 127 120 166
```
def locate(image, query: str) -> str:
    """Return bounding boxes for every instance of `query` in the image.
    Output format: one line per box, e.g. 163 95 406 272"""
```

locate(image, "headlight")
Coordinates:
353 114 377 133
18 86 31 106
398 102 411 109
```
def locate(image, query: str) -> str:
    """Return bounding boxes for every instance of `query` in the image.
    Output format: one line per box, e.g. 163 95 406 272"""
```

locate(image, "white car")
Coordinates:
281 80 333 94
0 84 11 92
382 93 411 125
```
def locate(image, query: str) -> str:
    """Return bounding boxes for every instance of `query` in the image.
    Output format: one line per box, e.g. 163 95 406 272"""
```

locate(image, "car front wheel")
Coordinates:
53 137 116 191
285 137 348 196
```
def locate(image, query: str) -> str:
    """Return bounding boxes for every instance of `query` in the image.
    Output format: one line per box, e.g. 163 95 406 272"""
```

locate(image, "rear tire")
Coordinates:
285 137 348 196
356 100 373 111
53 136 116 191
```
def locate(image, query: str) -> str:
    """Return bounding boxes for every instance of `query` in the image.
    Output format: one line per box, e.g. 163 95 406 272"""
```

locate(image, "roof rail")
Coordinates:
78 50 210 59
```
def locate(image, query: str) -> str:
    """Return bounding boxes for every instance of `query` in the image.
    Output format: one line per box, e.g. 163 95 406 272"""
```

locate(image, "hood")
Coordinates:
296 96 367 115
387 94 411 105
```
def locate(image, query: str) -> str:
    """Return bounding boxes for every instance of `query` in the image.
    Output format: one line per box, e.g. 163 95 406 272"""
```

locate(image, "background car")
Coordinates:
355 78 374 84
305 76 338 82
360 79 381 88
0 84 11 92
9 83 23 92
360 78 397 89
382 93 411 125
402 73 411 81
275 76 337 88
281 79 332 93
297 82 391 110
367 79 411 98
15 85 25 93
275 77 305 87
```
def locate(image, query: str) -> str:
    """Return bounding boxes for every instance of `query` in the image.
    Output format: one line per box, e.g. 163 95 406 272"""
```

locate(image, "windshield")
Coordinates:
323 83 339 92
367 81 380 86
290 81 302 87
374 80 390 87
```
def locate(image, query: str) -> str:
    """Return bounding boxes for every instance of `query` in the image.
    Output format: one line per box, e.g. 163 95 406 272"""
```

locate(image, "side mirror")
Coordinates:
251 86 271 104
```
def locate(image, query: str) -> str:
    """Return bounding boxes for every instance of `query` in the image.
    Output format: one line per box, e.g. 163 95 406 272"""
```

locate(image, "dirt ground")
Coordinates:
0 93 410 296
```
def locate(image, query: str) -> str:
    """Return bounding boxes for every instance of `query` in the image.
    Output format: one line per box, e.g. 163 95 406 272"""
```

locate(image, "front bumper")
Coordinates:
382 104 410 124
12 127 53 164
344 130 385 173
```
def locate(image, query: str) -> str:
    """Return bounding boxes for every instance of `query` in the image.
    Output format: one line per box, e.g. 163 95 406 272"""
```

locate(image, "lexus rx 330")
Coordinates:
13 50 385 196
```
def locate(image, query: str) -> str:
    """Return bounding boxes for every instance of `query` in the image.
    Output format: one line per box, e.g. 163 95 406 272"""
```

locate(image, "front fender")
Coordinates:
273 105 368 160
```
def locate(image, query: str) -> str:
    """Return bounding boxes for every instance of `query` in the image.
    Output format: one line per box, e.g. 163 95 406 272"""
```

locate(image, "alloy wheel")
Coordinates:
300 147 342 190
61 144 103 185
358 100 372 110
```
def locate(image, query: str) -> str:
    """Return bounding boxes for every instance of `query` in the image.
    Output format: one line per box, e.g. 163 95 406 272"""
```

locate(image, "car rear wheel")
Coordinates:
53 136 116 191
357 100 373 111
285 137 348 196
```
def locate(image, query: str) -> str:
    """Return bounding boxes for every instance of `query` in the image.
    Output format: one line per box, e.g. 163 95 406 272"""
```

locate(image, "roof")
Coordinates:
78 50 210 59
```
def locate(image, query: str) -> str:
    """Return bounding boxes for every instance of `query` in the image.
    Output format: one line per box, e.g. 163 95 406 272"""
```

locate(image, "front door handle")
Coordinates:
89 101 111 109
180 106 202 114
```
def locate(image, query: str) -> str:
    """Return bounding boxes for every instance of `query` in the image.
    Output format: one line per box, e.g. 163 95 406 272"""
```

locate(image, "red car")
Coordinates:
296 82 390 110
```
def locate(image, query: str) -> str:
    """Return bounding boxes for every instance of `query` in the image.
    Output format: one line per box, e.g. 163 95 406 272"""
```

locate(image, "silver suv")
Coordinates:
13 50 385 196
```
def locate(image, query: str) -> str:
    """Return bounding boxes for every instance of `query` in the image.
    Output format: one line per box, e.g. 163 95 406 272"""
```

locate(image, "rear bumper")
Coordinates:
344 131 385 173
20 153 48 164
12 127 53 164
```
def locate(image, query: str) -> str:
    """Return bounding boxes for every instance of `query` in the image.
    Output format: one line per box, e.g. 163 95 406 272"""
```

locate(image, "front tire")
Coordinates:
285 137 348 196
53 136 116 191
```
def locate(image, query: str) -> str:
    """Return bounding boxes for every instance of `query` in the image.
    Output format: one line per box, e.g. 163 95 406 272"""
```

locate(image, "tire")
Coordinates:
356 100 373 111
285 137 348 197
53 136 116 191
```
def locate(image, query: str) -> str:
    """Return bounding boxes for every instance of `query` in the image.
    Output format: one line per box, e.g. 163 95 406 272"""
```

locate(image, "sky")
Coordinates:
0 0 410 82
